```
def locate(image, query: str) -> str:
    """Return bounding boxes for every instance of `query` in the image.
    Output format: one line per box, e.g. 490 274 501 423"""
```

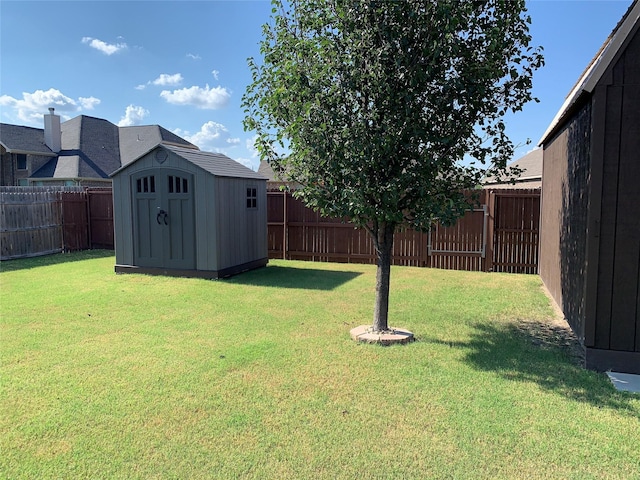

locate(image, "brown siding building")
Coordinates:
539 1 639 374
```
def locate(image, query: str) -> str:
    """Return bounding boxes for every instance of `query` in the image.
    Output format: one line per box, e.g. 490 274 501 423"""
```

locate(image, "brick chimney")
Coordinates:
44 107 61 153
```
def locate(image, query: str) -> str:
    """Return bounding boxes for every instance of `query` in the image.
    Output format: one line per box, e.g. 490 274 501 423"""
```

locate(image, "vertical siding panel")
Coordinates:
211 174 222 269
609 77 640 350
593 87 622 349
113 176 128 264
193 165 207 270
584 87 606 348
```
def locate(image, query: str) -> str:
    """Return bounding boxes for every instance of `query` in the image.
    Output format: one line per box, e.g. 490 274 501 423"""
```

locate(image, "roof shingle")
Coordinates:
0 123 55 155
163 145 266 180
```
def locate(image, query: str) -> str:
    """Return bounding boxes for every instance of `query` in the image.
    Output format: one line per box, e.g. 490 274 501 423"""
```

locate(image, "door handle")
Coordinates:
156 209 168 225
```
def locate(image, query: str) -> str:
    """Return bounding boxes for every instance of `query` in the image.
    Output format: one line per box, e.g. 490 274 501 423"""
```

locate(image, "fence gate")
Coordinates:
488 189 540 274
87 188 114 249
0 187 66 260
60 191 90 251
427 204 487 271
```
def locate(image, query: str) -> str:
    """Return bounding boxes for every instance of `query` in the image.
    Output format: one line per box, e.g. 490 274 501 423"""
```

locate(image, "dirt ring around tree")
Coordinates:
350 325 415 345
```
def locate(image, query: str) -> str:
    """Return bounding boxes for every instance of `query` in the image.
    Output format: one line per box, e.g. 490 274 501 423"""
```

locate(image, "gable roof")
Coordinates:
258 159 301 190
539 0 640 145
29 154 107 179
111 144 267 181
257 160 280 181
118 125 198 168
483 148 543 188
163 145 266 180
2 113 198 182
68 115 121 175
29 115 120 180
0 123 56 156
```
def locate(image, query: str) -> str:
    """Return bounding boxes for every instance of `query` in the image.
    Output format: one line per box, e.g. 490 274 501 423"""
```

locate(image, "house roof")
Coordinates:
483 148 543 188
29 115 121 179
258 160 300 190
257 160 280 181
72 116 120 175
0 123 56 155
539 0 640 145
111 144 267 181
30 153 110 179
1 113 198 182
118 125 198 168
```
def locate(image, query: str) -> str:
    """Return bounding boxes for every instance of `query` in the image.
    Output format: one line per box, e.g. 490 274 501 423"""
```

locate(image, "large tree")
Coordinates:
243 0 543 333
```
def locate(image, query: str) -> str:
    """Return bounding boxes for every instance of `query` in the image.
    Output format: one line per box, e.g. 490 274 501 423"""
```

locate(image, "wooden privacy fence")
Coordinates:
1 186 539 273
1 187 114 260
267 188 540 274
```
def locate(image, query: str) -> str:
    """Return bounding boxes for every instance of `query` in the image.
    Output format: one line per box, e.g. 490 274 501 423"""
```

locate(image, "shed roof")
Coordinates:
0 123 56 155
539 0 640 145
164 145 266 180
111 144 267 181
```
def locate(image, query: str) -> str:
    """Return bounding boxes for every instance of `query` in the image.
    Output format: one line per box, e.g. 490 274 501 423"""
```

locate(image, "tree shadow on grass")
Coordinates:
423 320 639 417
225 264 362 291
0 249 114 273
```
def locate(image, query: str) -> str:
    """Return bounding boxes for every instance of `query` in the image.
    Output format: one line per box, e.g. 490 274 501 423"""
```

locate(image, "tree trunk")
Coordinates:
372 222 395 332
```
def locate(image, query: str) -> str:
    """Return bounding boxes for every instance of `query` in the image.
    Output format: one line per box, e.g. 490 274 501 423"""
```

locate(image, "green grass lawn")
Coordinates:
1 251 639 479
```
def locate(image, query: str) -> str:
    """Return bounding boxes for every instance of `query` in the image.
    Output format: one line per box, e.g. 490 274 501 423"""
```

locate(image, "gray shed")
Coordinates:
111 144 268 279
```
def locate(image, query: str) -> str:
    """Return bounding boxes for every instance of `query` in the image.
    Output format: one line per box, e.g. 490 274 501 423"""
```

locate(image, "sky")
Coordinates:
0 0 634 171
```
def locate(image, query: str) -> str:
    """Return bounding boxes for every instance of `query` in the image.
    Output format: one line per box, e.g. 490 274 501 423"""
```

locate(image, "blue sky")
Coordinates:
0 0 634 171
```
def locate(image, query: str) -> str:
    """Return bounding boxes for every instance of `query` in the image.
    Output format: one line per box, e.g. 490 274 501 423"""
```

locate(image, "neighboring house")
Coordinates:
111 144 268 279
258 160 300 191
0 122 57 186
483 148 543 189
0 108 197 186
538 0 639 374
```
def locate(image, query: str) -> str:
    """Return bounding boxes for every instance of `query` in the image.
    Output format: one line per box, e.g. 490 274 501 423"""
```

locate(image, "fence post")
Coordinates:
283 190 288 260
484 189 495 272
85 188 92 249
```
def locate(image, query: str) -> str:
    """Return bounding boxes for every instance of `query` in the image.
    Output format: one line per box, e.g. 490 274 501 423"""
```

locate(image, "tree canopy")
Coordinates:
243 0 543 332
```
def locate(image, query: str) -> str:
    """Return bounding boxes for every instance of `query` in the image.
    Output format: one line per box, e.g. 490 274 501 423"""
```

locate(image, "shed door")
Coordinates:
132 169 195 270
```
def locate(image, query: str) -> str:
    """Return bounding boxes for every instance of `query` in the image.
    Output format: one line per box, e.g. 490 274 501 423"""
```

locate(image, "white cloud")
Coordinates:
117 105 149 127
187 53 201 60
244 134 288 163
151 73 183 87
136 73 183 91
246 135 260 158
160 84 231 109
211 70 220 80
81 36 127 55
176 121 238 152
173 123 258 170
234 157 256 171
79 97 100 110
0 88 99 124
